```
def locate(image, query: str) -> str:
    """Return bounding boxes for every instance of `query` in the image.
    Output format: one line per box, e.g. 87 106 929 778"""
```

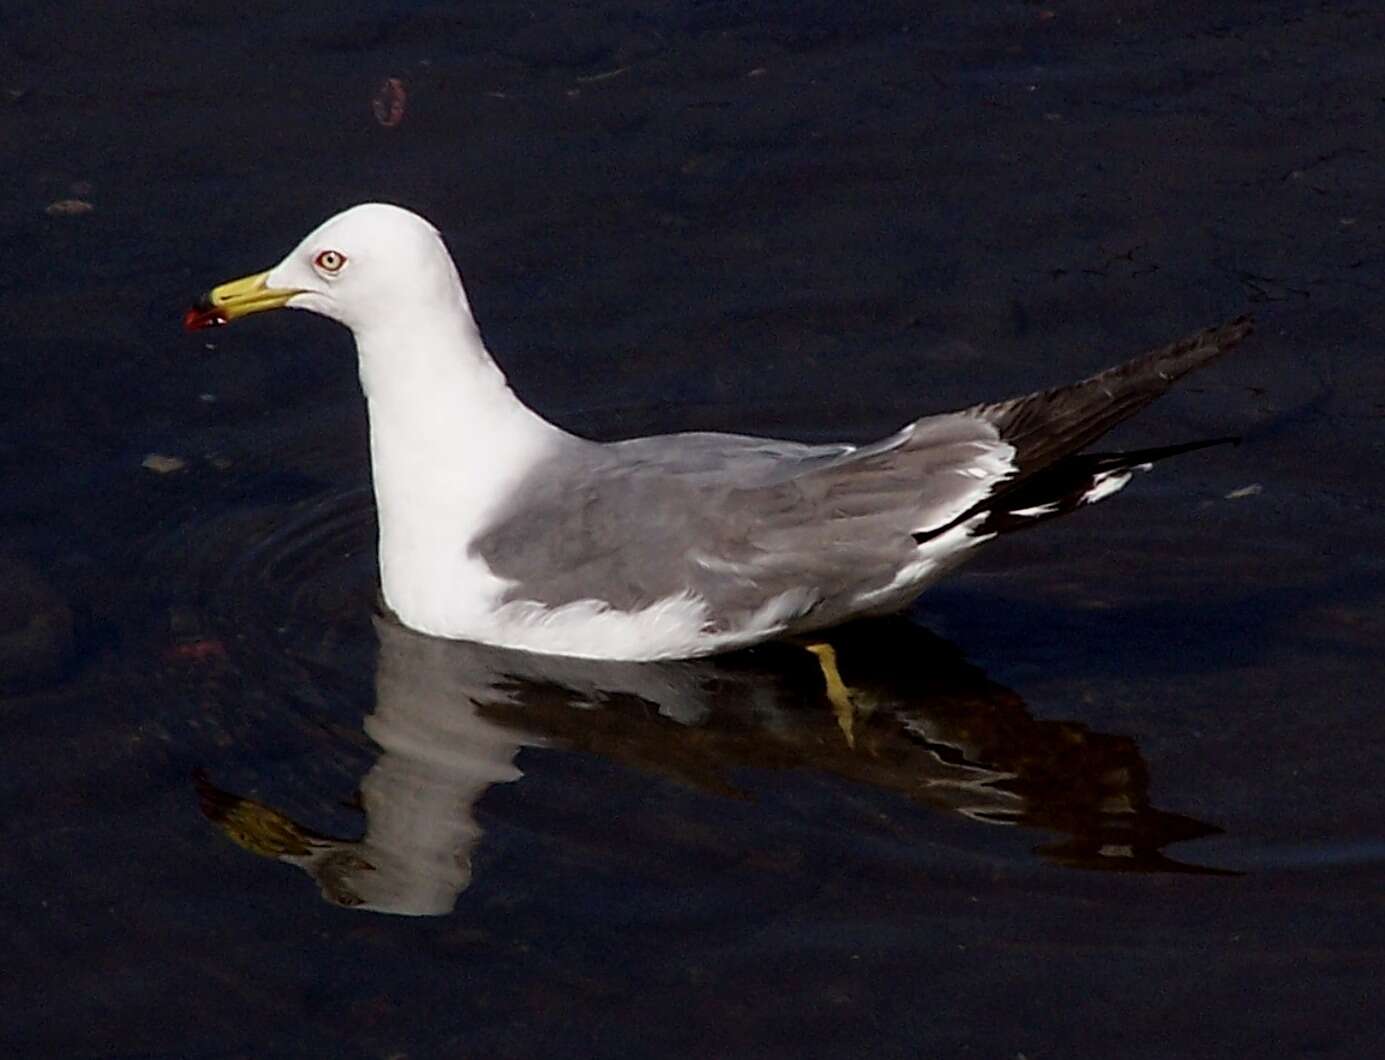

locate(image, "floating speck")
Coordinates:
142 453 187 474
575 67 629 84
45 199 94 216
1225 483 1263 500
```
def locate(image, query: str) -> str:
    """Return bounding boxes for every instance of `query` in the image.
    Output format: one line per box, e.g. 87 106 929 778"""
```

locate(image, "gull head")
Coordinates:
185 203 463 334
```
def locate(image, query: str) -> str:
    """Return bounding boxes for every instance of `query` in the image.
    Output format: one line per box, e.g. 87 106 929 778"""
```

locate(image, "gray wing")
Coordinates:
471 417 1013 625
473 315 1253 629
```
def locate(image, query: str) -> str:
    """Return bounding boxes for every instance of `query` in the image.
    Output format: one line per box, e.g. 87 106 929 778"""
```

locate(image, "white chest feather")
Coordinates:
354 312 559 637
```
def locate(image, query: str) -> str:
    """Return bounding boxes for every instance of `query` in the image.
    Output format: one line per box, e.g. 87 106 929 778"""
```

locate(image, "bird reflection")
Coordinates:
196 615 1230 916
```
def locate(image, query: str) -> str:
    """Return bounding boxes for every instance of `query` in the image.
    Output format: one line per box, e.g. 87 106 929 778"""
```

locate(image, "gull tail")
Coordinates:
910 317 1252 546
970 315 1253 479
976 437 1237 537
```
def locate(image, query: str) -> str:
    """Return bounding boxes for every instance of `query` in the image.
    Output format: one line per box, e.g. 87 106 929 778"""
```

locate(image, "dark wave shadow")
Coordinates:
195 614 1232 916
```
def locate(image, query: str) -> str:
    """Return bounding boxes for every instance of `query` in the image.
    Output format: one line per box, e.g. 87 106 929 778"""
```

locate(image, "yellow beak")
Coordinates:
184 270 301 330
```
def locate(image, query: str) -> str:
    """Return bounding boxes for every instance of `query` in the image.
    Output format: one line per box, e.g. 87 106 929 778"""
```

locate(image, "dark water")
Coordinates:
4 2 1385 1056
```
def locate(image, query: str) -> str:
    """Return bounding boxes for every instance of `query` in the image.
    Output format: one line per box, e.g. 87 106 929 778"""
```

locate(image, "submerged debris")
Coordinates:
372 77 407 127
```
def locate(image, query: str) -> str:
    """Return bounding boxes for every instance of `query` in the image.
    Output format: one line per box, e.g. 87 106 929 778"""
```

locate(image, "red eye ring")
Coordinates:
314 249 347 273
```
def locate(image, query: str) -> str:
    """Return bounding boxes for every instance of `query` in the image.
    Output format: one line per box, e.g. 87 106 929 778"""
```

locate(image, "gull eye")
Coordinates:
313 249 347 275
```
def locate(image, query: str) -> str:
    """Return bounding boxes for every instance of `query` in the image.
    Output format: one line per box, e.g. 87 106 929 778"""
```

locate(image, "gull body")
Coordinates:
188 203 1250 661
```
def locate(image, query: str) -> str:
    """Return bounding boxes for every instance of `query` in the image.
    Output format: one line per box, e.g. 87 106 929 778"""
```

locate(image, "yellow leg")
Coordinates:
805 642 856 749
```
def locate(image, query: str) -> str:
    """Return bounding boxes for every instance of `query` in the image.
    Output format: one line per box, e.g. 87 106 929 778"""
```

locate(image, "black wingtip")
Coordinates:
974 314 1256 480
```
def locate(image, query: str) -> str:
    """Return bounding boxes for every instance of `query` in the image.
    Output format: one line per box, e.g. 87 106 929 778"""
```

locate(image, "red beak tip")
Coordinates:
183 306 226 332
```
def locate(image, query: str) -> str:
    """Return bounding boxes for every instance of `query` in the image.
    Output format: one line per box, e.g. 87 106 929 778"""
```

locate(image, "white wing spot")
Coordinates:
1011 501 1061 518
1081 466 1144 505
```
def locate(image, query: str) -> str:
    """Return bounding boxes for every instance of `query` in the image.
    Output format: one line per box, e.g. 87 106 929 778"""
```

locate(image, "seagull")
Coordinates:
186 203 1251 661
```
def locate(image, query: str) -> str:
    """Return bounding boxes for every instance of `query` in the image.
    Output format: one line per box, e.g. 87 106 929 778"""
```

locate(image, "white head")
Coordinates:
269 203 468 332
186 202 562 646
185 202 474 339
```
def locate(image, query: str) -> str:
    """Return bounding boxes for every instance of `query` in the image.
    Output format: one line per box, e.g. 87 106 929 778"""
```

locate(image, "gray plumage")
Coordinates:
473 316 1253 636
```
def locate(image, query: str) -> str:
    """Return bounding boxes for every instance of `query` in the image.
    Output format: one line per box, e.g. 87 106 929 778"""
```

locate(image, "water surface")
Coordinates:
3 2 1384 1056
